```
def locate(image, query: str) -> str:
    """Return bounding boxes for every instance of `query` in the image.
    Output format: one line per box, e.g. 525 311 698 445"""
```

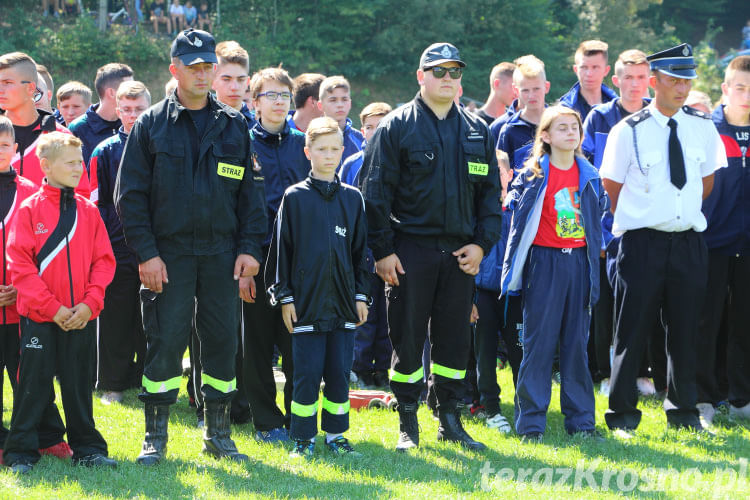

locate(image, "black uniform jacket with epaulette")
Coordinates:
361 93 502 260
114 92 267 263
265 175 370 334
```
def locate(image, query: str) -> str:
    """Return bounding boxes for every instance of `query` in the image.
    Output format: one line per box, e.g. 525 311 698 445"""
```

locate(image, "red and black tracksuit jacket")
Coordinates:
0 170 39 325
10 111 91 199
7 183 115 323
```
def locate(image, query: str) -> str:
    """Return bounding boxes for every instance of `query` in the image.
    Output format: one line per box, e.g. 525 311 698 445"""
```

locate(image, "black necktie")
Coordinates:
667 118 686 189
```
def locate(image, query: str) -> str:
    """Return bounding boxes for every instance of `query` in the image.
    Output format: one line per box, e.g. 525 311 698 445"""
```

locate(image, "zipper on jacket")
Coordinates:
62 193 75 307
742 146 747 168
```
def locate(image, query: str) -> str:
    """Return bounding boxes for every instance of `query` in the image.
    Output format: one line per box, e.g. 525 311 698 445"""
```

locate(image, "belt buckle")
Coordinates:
561 248 572 254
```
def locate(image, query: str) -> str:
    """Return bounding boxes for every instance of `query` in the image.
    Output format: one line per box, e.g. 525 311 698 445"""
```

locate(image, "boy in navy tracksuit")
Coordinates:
502 106 608 440
558 40 618 122
3 132 116 473
473 159 522 433
90 81 150 404
241 67 311 443
697 55 750 424
316 76 364 167
266 117 370 459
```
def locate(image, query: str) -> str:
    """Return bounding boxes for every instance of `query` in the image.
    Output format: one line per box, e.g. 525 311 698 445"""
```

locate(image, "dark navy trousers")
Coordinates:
352 274 391 374
515 246 595 435
290 329 354 440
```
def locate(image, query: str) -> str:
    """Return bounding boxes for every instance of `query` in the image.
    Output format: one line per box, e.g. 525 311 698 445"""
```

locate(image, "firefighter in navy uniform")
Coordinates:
362 43 502 451
115 29 267 464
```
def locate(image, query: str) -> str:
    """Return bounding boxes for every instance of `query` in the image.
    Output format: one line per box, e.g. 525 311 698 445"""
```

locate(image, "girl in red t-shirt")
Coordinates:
503 105 607 440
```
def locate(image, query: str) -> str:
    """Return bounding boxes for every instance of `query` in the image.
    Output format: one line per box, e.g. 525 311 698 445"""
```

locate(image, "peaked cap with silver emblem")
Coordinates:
646 43 697 79
171 28 217 66
419 42 466 69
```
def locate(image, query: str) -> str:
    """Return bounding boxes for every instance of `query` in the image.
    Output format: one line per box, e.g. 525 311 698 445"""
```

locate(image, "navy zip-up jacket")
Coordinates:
501 154 609 307
702 104 750 255
266 174 370 333
90 127 136 266
582 98 651 167
475 208 511 294
497 110 537 171
68 103 121 169
239 102 257 130
488 99 519 145
342 118 364 168
558 82 618 121
250 120 310 247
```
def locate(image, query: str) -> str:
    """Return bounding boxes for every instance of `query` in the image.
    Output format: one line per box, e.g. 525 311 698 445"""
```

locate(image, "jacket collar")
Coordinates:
166 91 226 125
561 81 618 107
41 181 76 205
414 92 458 121
307 173 340 200
0 168 16 190
118 126 129 141
82 104 121 134
251 119 290 144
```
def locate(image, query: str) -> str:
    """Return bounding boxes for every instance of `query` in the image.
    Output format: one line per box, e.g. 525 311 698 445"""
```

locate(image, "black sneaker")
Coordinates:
73 453 117 468
289 439 315 460
520 432 544 443
326 436 362 457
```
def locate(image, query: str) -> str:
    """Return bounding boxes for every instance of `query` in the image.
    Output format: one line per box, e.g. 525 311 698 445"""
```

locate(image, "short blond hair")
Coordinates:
513 55 546 85
614 49 648 77
575 40 609 64
725 55 750 85
249 67 294 99
318 76 350 101
0 52 37 81
116 80 151 104
56 81 92 105
359 102 392 126
216 41 249 72
305 116 343 147
36 132 82 163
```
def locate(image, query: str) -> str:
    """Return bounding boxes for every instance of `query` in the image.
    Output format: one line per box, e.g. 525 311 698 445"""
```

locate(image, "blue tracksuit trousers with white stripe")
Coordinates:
515 246 595 435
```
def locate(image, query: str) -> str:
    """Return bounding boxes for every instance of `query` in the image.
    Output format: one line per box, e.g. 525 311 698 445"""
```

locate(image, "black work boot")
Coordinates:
437 403 486 451
203 400 249 462
396 402 419 452
137 404 169 465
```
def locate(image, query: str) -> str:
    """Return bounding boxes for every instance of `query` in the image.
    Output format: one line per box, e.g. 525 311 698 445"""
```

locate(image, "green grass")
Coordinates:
1 368 749 499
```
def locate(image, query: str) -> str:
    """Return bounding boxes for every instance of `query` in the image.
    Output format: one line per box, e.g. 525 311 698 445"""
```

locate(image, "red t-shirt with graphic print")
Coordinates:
532 160 586 248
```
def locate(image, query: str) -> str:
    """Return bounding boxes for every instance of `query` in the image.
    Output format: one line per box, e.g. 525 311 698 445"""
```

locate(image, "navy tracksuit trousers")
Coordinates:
290 329 354 440
515 246 595 435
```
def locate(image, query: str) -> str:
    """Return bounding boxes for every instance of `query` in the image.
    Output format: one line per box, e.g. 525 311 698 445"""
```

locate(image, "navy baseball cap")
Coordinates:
647 43 697 80
171 29 217 66
419 43 466 69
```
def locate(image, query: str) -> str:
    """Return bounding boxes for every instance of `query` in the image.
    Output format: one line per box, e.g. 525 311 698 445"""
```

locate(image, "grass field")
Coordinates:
1 367 749 499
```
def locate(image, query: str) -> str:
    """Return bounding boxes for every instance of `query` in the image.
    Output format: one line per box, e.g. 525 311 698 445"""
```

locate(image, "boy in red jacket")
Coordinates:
2 132 116 474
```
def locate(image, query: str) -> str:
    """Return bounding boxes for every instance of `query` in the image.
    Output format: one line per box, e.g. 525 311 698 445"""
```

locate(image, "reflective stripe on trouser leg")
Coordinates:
201 373 237 394
291 399 319 417
430 362 466 380
142 375 182 394
389 366 424 383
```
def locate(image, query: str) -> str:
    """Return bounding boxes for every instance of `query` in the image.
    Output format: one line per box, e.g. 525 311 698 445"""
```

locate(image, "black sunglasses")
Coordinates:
426 66 463 79
20 80 43 103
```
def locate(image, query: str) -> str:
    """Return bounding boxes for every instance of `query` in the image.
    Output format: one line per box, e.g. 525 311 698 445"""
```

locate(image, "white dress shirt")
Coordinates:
600 103 727 236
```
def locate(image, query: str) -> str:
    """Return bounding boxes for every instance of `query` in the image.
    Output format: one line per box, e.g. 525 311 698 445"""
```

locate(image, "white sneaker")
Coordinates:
612 428 634 440
637 377 656 396
696 402 716 427
729 402 750 420
486 413 511 433
599 378 610 397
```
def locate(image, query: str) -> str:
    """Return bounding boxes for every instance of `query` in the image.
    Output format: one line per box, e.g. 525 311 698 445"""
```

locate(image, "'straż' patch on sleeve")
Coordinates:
468 162 489 176
217 162 245 180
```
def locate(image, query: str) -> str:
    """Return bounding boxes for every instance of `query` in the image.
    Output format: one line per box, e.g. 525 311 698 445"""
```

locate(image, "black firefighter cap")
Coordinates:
647 43 697 80
171 29 217 66
419 43 466 69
